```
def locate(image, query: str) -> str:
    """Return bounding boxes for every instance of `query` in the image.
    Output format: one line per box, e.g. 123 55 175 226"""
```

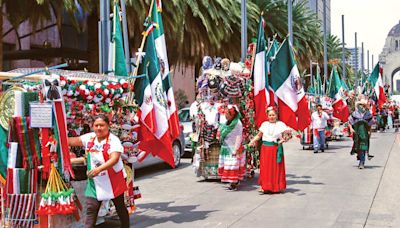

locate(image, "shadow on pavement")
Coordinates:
352 165 383 169
132 201 218 227
135 159 192 179
286 173 324 195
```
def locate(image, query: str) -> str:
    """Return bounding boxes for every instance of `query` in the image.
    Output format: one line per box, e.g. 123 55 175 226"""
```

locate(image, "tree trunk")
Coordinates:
87 11 99 73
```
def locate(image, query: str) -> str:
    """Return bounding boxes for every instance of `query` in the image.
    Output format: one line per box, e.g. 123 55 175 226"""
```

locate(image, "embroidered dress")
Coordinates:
258 121 288 192
80 133 127 201
217 116 246 183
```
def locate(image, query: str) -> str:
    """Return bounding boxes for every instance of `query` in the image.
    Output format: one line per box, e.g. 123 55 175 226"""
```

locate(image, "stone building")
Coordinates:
379 20 400 93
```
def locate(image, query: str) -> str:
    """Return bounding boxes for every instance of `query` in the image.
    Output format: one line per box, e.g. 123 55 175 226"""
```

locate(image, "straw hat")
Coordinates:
355 99 368 106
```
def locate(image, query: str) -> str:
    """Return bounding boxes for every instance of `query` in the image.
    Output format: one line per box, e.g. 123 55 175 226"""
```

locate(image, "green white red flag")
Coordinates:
368 63 387 108
151 0 180 140
253 16 271 127
328 66 349 122
270 39 311 131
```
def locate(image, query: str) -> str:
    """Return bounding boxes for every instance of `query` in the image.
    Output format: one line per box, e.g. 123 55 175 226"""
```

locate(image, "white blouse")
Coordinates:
259 121 288 143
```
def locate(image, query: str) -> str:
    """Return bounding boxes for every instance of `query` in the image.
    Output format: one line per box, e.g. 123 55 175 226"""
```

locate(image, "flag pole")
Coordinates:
128 0 155 104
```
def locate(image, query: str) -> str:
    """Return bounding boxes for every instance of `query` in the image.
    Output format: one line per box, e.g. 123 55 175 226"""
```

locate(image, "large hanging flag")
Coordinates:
368 63 387 108
136 21 175 168
270 39 311 131
328 66 349 122
151 1 180 140
253 16 270 127
109 2 128 77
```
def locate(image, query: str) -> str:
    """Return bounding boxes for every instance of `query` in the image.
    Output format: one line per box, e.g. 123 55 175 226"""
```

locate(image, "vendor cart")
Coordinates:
301 126 329 150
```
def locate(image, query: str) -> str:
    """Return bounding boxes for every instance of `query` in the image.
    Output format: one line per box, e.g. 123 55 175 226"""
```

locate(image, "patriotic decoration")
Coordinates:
109 2 128 77
7 193 37 228
151 0 181 140
328 66 349 122
253 16 270 128
270 39 311 131
36 165 78 216
135 14 175 168
368 63 387 108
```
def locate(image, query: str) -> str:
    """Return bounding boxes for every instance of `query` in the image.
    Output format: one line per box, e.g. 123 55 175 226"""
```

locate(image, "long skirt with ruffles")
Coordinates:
218 145 246 183
259 144 286 192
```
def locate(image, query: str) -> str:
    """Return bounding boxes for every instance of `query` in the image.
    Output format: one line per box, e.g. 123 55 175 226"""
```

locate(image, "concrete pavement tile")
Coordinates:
332 222 364 228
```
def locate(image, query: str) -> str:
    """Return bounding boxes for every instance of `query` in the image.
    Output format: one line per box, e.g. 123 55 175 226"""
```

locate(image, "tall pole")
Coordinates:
310 60 313 91
361 42 364 73
288 0 293 45
241 0 247 62
367 50 370 74
120 0 131 73
341 15 346 82
99 0 111 74
372 54 374 69
354 32 358 87
323 0 328 85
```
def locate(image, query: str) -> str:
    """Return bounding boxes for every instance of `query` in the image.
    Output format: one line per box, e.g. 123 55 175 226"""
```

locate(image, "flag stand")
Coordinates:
127 0 155 105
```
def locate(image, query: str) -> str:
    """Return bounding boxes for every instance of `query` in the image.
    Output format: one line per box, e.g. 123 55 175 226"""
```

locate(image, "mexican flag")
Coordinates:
368 63 387 108
109 2 128 77
136 21 175 168
6 168 37 194
328 66 349 122
270 39 311 131
253 16 270 127
151 1 180 140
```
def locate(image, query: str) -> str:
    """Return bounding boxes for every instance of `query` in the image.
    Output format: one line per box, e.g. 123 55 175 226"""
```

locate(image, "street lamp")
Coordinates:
241 0 247 62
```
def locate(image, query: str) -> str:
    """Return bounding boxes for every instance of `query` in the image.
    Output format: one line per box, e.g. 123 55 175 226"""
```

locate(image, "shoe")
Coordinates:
314 151 318 154
321 149 325 152
368 155 374 160
228 183 238 191
358 163 364 169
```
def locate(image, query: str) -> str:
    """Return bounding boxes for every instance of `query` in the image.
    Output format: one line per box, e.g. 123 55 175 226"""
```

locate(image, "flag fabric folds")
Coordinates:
368 63 387 108
328 66 349 122
270 39 311 131
253 16 271 128
151 1 180 140
135 15 175 168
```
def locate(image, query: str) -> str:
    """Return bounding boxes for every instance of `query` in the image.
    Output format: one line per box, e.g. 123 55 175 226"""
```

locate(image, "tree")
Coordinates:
0 0 93 70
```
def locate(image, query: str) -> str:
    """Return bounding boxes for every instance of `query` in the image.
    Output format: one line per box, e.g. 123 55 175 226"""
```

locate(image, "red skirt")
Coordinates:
258 144 286 192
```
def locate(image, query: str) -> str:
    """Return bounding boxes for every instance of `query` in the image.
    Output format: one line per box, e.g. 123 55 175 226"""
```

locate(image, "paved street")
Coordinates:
131 130 400 228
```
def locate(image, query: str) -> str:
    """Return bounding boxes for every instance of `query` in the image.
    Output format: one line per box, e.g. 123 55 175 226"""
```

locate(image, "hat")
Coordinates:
229 62 243 75
355 99 368 106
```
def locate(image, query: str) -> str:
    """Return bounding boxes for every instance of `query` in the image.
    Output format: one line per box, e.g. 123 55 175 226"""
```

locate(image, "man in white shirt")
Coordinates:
311 104 330 153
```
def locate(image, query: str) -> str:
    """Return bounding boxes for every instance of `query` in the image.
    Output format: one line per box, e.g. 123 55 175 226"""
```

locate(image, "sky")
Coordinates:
331 0 400 69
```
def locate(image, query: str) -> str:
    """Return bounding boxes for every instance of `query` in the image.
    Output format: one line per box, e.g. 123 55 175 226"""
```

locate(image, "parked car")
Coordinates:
133 125 185 169
178 107 194 153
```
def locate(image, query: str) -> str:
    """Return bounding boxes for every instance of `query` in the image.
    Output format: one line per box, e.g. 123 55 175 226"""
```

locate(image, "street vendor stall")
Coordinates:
0 69 142 227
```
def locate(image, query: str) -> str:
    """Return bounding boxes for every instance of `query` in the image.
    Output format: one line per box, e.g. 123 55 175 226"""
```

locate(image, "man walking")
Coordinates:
311 104 330 153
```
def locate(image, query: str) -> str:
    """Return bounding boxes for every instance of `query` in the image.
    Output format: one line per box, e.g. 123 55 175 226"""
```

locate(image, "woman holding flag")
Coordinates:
68 114 129 228
249 107 292 194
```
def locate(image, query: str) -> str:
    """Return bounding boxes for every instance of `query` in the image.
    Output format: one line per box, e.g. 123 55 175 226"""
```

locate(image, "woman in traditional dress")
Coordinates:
349 99 374 169
249 107 291 194
68 114 129 228
217 105 245 191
